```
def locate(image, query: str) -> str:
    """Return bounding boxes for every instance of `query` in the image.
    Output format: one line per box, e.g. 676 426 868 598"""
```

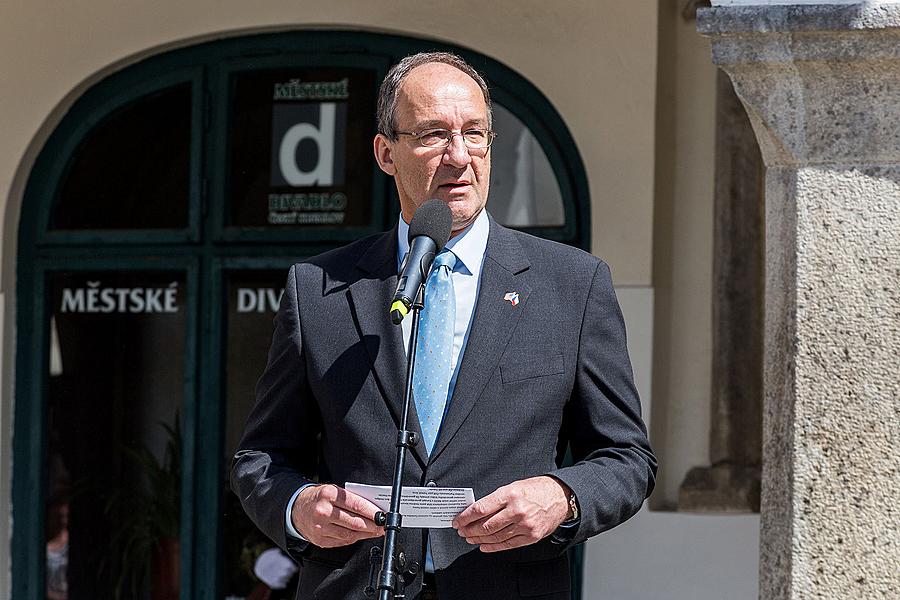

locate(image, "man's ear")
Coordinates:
373 134 397 176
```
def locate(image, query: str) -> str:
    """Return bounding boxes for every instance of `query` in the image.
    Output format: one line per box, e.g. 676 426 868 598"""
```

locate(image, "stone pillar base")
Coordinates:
679 463 761 513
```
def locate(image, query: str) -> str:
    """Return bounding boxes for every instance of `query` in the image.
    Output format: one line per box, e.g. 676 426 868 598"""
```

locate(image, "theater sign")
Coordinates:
228 68 377 229
60 281 181 314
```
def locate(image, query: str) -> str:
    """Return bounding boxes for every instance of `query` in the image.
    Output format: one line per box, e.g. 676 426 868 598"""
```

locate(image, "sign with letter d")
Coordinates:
270 102 347 187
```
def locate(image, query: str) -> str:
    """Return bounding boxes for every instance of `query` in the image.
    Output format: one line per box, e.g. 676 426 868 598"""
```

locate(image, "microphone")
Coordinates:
390 199 452 324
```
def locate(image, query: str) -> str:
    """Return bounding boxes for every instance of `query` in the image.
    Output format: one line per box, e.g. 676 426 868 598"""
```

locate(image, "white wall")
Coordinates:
597 288 759 599
651 0 718 509
586 510 760 600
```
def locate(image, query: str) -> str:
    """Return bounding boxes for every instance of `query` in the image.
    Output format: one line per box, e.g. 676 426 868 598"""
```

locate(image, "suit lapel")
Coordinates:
345 230 427 465
429 220 532 463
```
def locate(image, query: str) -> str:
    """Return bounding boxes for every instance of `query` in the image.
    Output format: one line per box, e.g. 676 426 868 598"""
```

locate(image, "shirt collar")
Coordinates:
397 208 489 276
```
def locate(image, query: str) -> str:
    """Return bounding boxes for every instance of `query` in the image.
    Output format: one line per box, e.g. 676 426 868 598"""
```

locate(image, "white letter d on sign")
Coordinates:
279 103 336 186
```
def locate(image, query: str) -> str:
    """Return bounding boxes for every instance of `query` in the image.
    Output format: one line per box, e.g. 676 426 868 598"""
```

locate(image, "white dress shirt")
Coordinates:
397 209 489 399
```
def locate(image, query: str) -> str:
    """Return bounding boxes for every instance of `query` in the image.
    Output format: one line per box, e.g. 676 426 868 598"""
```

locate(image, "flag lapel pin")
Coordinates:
503 292 520 306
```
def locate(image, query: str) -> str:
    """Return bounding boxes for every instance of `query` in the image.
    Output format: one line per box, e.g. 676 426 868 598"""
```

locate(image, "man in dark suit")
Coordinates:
232 52 656 600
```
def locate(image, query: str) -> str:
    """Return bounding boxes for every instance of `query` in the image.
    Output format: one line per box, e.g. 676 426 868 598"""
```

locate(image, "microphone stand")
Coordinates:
365 284 426 599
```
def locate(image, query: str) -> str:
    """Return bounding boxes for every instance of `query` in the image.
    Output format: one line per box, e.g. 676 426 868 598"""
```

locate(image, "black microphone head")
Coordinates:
408 199 452 250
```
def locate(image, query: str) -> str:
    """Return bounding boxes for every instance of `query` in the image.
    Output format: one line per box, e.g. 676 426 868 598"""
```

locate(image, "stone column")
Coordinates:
679 69 764 514
698 5 900 600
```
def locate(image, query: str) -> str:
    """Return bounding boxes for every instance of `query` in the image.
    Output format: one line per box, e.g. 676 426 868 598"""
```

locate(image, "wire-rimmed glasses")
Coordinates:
394 128 497 150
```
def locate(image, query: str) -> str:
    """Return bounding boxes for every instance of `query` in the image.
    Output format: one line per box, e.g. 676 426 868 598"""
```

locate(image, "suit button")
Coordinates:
426 479 437 487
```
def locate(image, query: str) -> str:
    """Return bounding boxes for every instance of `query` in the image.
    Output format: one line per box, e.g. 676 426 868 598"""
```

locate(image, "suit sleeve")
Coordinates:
547 261 657 546
231 264 321 559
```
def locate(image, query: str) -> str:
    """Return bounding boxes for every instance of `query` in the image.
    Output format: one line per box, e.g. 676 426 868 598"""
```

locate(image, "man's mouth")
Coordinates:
437 181 472 192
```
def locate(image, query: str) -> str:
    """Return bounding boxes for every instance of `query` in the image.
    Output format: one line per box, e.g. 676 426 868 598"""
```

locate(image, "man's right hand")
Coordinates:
291 484 384 548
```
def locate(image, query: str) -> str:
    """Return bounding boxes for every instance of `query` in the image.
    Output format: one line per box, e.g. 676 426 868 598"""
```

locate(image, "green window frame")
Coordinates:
15 31 590 600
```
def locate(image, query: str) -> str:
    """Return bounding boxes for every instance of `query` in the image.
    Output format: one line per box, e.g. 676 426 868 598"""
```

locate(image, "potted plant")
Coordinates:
106 416 181 600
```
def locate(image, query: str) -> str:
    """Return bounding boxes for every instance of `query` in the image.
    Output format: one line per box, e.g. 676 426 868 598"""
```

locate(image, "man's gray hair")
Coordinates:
376 52 493 140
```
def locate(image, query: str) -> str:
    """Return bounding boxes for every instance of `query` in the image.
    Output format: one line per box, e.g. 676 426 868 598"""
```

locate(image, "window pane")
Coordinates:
489 103 565 227
52 84 192 230
228 68 376 229
46 271 186 600
221 270 297 598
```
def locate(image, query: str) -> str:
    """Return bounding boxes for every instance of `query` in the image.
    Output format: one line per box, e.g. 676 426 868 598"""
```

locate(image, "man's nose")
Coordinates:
441 134 473 168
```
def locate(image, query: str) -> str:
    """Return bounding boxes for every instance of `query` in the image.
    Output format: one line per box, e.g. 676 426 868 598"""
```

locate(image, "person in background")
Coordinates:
46 493 69 600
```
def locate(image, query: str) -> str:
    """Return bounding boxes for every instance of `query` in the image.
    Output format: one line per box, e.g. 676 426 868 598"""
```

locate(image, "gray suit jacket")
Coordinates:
232 217 656 599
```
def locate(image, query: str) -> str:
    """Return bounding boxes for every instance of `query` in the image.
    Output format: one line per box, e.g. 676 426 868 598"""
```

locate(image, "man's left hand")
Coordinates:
452 476 571 553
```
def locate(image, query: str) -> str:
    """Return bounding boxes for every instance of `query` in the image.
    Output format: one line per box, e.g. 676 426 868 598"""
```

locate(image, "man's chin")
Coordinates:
408 193 484 233
449 206 484 236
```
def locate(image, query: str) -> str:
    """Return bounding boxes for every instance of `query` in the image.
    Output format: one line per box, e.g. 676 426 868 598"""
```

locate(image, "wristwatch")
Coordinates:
566 491 579 521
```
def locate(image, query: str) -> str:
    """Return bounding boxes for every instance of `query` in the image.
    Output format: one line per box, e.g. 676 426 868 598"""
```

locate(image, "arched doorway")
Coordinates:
14 31 589 599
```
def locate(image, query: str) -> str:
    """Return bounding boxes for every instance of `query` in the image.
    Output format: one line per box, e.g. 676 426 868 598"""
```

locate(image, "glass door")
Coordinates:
217 265 295 599
41 263 198 600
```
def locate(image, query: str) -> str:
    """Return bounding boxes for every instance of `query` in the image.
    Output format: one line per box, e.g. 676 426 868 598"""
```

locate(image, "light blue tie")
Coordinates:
413 250 457 454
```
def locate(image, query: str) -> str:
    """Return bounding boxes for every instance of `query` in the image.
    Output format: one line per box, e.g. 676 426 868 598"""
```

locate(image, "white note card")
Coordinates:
346 482 475 528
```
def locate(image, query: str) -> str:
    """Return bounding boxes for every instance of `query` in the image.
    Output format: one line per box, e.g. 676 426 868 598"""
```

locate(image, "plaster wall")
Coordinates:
586 510 760 599
0 0 657 286
651 1 717 508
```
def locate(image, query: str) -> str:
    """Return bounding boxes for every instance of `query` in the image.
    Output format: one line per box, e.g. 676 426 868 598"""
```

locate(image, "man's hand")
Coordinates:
452 476 572 553
291 484 384 548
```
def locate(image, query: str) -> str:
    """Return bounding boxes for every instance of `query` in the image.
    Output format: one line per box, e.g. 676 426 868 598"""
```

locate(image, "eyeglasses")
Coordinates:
394 128 497 150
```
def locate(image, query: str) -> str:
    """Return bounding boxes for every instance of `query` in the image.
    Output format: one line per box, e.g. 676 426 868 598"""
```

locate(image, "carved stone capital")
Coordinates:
699 4 900 167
